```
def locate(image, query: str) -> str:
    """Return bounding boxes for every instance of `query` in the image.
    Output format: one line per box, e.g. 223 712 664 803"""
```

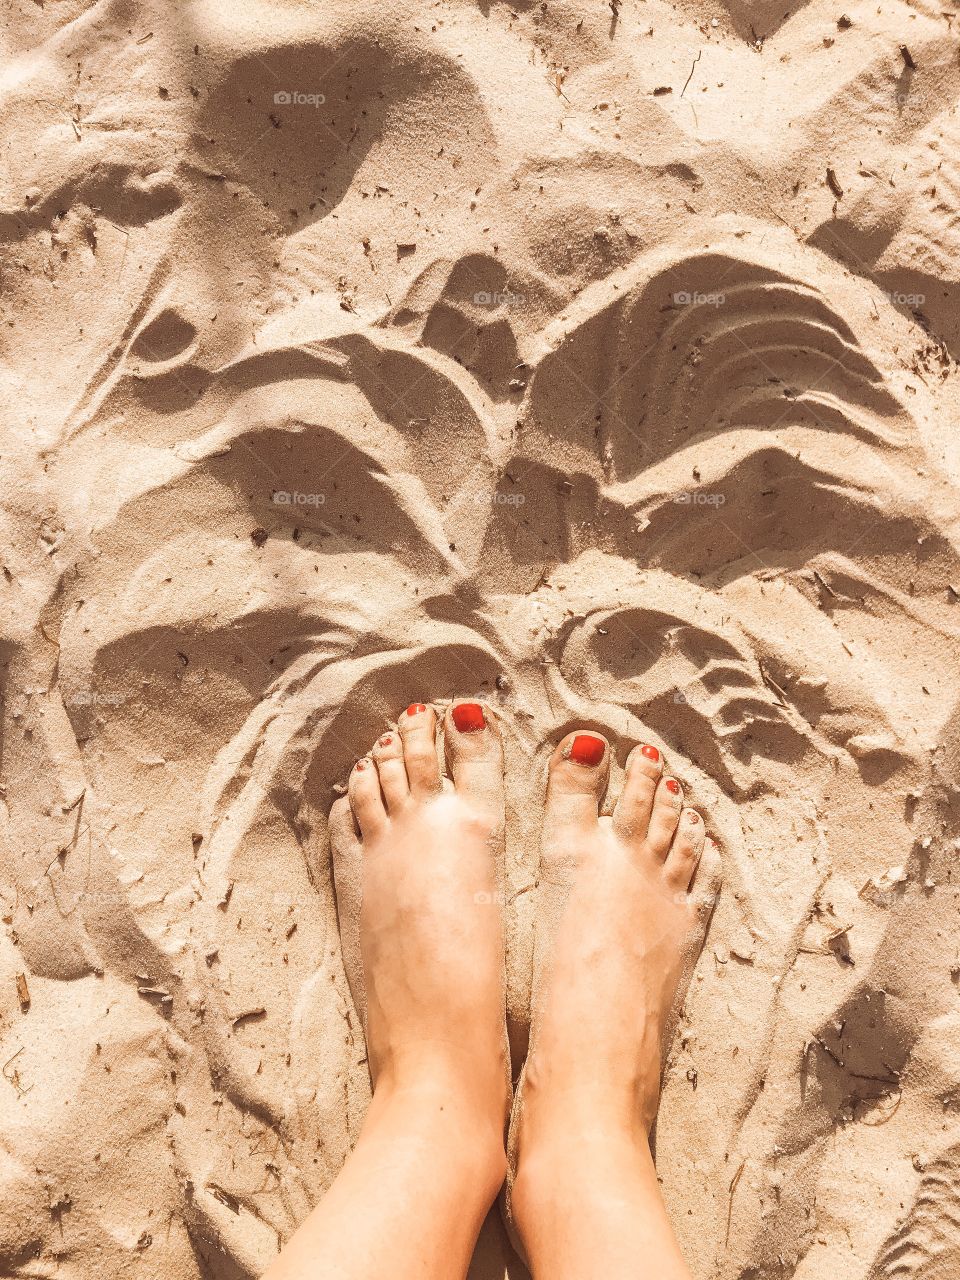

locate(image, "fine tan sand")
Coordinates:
3 0 960 1276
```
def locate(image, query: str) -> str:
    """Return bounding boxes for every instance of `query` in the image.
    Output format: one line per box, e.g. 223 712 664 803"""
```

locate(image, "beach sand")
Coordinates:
2 0 960 1275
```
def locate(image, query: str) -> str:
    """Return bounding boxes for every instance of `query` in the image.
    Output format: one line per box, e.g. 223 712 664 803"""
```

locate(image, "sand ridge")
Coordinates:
2 0 960 1275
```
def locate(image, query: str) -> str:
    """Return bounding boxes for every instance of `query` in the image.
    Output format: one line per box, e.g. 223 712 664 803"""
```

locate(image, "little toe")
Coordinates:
612 742 663 840
329 792 359 844
371 729 409 811
443 702 504 816
328 795 366 1024
664 806 705 892
544 730 610 831
645 774 684 857
397 703 442 797
690 836 723 919
348 756 387 840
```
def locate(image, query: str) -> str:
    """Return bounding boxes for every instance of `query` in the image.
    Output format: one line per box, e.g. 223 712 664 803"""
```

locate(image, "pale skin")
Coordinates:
263 701 721 1280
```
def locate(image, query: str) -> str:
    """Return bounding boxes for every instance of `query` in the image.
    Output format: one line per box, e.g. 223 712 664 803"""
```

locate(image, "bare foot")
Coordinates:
266 703 510 1280
329 701 511 1148
510 730 722 1267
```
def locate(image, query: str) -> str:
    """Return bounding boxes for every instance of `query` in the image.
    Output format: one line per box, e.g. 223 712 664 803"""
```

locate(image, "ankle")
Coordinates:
375 1040 511 1122
515 1121 653 1191
518 1049 657 1148
511 1126 692 1280
369 1060 509 1181
511 1125 657 1241
351 1074 507 1224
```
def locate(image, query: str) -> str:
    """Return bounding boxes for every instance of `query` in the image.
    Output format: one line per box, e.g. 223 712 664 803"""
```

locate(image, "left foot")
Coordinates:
329 701 511 1146
510 729 722 1221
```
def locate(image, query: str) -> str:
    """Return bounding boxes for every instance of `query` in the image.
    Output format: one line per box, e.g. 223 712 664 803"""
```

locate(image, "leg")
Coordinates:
265 702 510 1280
510 732 722 1279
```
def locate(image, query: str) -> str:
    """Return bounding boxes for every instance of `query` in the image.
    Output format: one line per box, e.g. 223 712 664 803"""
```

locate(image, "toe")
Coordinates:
664 806 705 892
329 791 359 842
443 702 504 815
690 835 723 918
544 730 610 830
612 742 663 839
397 703 442 797
329 795 366 1023
348 756 387 840
645 774 684 856
372 729 409 811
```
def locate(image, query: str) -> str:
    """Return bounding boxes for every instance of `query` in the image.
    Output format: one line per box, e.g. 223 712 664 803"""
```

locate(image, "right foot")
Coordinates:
511 730 722 1194
328 701 511 1161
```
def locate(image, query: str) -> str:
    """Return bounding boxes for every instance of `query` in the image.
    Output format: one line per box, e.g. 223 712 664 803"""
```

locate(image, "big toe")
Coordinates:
443 701 505 817
543 730 610 835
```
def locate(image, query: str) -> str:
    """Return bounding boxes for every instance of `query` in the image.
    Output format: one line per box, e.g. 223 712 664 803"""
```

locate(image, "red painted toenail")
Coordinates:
686 810 699 822
665 778 681 795
570 734 605 766
406 703 427 716
355 759 367 771
641 744 660 761
452 702 486 732
379 734 392 747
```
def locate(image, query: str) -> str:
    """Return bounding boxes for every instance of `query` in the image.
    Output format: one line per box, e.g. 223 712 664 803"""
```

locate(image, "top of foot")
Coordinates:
523 729 722 1140
328 701 512 1127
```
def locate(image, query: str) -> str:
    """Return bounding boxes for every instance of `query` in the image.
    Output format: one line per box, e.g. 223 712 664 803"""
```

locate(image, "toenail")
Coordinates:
665 777 681 795
640 744 660 762
405 703 427 716
686 809 699 822
355 759 367 771
569 734 605 766
452 702 486 732
379 734 392 747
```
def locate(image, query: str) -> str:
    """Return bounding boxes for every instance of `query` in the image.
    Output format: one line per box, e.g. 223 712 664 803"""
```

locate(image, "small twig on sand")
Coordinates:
862 1089 903 1126
681 51 702 98
758 662 788 705
2 1047 33 1096
208 1184 241 1214
813 569 837 597
726 1161 746 1244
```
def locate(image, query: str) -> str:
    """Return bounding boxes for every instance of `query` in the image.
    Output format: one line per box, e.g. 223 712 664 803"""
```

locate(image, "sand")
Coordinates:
2 0 960 1275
